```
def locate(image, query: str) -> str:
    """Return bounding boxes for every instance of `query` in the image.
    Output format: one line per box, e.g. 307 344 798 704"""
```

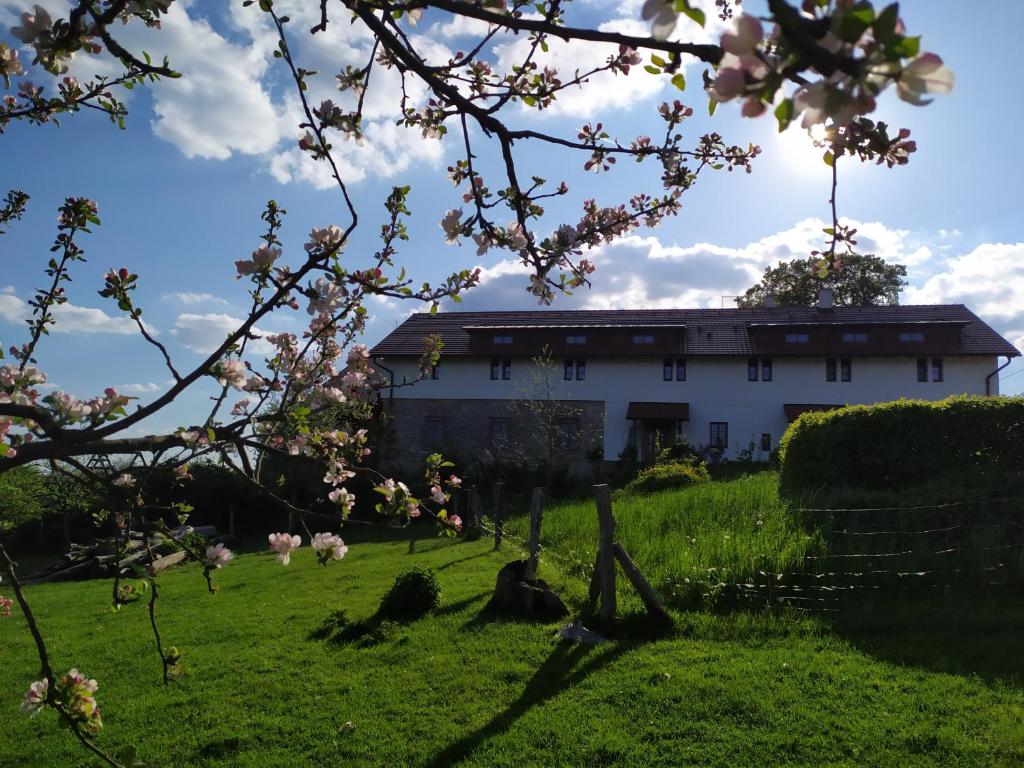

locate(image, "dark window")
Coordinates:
901 332 925 342
633 334 654 344
841 357 852 382
564 359 574 381
932 357 943 382
842 332 868 343
785 333 809 343
493 335 512 345
501 359 512 380
425 417 444 448
663 359 673 381
566 335 586 345
760 433 771 452
430 365 439 380
575 359 586 381
917 357 928 382
826 357 837 382
748 358 759 382
490 359 500 380
710 422 728 448
676 358 687 381
489 419 510 448
762 358 773 382
556 419 580 451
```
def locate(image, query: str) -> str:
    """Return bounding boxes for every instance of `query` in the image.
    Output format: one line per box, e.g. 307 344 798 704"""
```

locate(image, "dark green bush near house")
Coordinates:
778 396 1024 497
379 566 441 621
625 459 711 493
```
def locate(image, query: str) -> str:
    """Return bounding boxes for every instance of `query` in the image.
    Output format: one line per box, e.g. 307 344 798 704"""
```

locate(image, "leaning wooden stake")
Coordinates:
594 484 616 625
526 488 544 579
613 542 671 623
470 488 482 534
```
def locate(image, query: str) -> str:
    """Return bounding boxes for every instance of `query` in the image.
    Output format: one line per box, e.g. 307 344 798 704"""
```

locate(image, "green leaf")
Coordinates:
890 35 920 58
643 65 661 75
650 54 667 68
872 2 900 44
671 72 686 91
823 151 834 167
838 2 875 43
707 98 718 116
674 0 705 27
774 99 794 132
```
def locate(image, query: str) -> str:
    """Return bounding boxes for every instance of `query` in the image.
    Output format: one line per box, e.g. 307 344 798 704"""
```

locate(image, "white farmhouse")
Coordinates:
370 294 1019 470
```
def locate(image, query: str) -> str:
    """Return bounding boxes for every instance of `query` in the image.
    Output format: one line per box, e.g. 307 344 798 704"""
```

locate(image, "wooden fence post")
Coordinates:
492 482 503 522
493 501 503 551
613 542 670 623
526 488 545 578
470 487 482 534
594 484 616 625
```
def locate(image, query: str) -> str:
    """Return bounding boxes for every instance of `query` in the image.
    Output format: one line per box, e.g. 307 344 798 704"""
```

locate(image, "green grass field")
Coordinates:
2 521 1023 767
503 471 824 609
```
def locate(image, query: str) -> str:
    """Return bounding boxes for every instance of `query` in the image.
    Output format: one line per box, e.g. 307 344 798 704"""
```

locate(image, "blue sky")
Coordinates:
1 0 1022 435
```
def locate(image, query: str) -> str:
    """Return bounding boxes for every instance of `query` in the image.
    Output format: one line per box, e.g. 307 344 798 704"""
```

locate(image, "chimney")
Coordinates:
816 288 834 309
764 294 778 308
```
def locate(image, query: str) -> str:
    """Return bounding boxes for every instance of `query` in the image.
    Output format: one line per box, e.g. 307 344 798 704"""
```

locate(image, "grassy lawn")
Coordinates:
2 521 1023 767
504 471 824 609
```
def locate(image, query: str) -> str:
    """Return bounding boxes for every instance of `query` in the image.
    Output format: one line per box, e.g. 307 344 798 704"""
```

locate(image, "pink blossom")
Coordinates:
216 359 248 390
447 474 462 488
0 594 12 617
268 532 302 565
720 14 764 57
298 131 317 151
204 543 234 569
346 343 370 365
431 485 446 504
311 532 348 561
305 225 345 253
21 677 47 715
640 0 677 41
448 514 463 531
231 398 252 416
328 487 355 513
112 473 135 488
11 5 53 46
406 500 421 518
897 53 954 105
440 209 463 244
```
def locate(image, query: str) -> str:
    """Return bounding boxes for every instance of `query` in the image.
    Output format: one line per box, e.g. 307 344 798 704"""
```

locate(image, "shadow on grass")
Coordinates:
422 639 637 768
830 596 1024 688
433 551 493 571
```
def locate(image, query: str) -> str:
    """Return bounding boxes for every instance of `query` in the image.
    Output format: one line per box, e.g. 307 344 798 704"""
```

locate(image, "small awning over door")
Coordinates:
626 402 690 421
783 403 843 422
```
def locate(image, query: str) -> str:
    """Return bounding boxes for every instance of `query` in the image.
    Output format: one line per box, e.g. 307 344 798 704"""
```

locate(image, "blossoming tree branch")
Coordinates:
0 0 951 764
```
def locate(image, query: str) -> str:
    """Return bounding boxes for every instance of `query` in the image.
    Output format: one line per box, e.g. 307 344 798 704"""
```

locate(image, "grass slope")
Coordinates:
505 472 823 609
1 526 1022 767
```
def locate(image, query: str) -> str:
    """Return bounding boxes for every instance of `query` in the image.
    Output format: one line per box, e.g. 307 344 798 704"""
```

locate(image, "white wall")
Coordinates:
375 355 997 460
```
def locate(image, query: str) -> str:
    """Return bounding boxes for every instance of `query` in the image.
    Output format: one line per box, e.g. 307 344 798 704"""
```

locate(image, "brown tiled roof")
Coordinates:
370 305 1020 358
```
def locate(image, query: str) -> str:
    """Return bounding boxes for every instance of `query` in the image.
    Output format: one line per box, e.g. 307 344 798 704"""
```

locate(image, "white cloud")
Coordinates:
163 291 230 306
0 291 155 334
170 312 273 354
118 381 171 395
907 242 1024 352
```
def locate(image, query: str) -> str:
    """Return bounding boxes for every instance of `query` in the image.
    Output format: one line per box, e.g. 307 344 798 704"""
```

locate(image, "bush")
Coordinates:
654 439 698 465
378 567 441 621
625 459 711 493
778 395 1024 497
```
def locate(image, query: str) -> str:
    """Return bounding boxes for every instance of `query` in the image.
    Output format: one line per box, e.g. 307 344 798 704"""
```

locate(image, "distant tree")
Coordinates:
737 254 908 308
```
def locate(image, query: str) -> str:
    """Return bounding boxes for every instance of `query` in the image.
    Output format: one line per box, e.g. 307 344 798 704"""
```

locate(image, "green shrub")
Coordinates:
778 395 1024 497
625 459 711 493
654 439 698 465
378 567 441 621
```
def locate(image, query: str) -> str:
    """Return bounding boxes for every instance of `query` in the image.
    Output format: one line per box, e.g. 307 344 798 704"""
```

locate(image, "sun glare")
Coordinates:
775 123 832 178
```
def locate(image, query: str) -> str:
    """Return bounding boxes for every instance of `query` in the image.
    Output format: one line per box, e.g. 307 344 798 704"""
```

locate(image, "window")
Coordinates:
556 419 580 451
843 332 868 343
425 417 444 448
493 335 512 345
762 358 773 382
901 331 925 342
748 358 759 382
566 335 586 345
489 419 510 448
826 357 837 382
564 359 574 381
491 359 511 380
676 358 686 381
633 334 654 344
709 422 728 449
760 433 771 452
917 357 928 382
430 365 439 380
840 357 852 382
932 357 943 382
663 358 674 381
575 359 586 381
785 333 809 343
563 358 585 381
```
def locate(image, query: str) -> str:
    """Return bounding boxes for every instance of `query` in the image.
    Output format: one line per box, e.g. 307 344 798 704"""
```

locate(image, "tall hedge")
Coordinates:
778 396 1024 496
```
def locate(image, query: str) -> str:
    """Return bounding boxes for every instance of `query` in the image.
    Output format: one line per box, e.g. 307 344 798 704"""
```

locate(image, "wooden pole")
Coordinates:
526 487 544 579
492 481 503 523
470 488 482 534
493 499 503 552
228 501 237 538
613 542 671 623
594 484 616 625
587 550 602 609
